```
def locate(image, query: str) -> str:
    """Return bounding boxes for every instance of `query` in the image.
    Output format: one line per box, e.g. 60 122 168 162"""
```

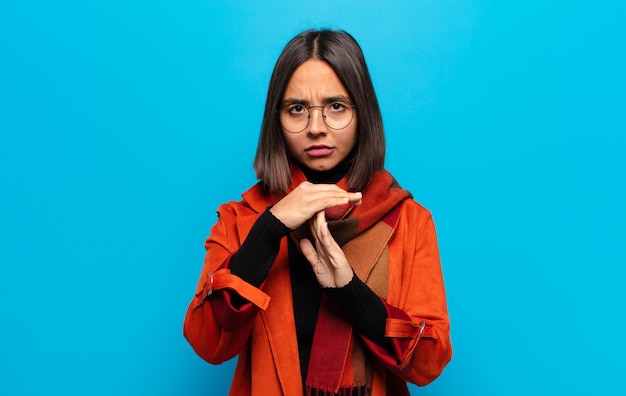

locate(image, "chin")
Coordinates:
311 162 338 171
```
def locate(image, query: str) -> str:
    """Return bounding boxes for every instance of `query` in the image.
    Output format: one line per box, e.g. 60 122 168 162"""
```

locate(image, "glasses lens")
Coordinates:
323 101 354 130
279 104 309 133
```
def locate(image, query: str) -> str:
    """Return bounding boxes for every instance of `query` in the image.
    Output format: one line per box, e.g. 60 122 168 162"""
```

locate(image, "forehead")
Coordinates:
283 59 348 100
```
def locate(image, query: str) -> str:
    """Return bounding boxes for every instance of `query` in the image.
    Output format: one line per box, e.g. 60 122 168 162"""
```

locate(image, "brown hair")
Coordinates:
253 29 385 193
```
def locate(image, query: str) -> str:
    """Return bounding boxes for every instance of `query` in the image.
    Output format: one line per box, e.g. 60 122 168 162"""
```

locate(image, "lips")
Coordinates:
305 145 335 157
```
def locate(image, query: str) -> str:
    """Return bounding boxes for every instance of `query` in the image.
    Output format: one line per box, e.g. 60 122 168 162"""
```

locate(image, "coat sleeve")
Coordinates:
360 204 452 386
182 203 269 364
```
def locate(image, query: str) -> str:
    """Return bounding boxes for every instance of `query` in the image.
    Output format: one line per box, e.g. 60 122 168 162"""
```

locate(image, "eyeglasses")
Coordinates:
277 100 356 133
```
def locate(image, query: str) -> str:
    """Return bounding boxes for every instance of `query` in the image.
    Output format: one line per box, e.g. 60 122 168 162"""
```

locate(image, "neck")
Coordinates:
297 155 354 185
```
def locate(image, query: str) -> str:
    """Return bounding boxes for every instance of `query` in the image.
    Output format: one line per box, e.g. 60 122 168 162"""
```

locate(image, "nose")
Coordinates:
307 106 327 135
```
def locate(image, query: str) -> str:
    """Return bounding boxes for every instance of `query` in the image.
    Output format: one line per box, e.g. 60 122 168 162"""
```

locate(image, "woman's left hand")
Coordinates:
299 211 354 288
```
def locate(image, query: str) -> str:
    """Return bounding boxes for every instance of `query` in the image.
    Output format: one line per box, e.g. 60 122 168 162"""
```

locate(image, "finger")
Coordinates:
313 191 361 211
298 182 348 198
347 192 362 205
302 185 358 204
307 195 350 213
319 218 332 245
318 220 341 259
312 214 341 263
309 211 325 244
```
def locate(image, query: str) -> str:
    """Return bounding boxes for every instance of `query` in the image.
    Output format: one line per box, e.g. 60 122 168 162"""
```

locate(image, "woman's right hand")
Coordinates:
269 182 362 230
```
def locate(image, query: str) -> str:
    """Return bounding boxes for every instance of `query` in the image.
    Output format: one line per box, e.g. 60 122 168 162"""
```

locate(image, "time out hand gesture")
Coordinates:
269 181 362 230
299 210 354 288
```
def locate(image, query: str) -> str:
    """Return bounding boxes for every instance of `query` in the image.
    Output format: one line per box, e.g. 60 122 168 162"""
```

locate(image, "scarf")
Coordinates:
286 164 410 395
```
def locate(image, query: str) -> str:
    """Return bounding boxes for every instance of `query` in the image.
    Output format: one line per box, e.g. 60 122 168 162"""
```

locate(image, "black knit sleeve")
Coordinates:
323 275 391 350
229 208 291 287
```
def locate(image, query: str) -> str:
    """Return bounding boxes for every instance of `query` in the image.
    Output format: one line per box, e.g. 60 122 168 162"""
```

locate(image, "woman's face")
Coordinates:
280 59 357 172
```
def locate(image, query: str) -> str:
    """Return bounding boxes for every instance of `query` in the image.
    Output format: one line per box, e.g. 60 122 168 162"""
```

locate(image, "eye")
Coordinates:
327 102 347 112
287 104 306 115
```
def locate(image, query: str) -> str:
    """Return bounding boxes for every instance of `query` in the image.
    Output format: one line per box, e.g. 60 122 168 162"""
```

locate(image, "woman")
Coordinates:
184 29 452 395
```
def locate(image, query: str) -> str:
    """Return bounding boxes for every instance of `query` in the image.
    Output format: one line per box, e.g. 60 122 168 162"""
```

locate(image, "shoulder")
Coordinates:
396 198 434 231
216 181 272 218
400 197 431 215
382 170 431 218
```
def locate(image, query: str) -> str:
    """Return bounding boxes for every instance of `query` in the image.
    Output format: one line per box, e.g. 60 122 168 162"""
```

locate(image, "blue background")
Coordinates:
1 1 625 395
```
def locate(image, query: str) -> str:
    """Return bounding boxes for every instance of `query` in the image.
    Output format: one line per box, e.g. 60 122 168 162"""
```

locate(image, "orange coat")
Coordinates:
183 183 452 395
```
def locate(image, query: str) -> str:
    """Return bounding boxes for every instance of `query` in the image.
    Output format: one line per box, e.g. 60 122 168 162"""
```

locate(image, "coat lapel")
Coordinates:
238 185 303 395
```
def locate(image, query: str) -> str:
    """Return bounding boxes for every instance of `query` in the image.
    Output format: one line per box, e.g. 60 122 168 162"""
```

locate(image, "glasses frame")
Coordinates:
276 101 357 134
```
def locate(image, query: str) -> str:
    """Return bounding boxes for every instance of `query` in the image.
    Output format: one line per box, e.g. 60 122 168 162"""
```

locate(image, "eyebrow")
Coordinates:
281 95 353 106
